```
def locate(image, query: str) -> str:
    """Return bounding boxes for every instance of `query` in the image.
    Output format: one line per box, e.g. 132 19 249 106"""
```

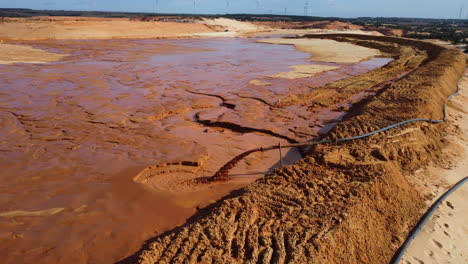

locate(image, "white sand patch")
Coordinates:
269 64 341 79
248 79 272 86
0 44 66 64
257 38 381 63
199 18 261 32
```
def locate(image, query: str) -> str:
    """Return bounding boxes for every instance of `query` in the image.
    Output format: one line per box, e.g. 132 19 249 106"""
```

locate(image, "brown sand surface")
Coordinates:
119 35 467 264
0 36 390 263
402 68 468 264
0 17 215 40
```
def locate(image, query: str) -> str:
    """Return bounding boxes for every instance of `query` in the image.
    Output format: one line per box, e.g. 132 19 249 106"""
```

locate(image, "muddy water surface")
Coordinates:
0 38 390 263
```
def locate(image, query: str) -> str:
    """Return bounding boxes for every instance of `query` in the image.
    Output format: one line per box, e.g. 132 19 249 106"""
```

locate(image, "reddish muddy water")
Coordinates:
0 38 391 263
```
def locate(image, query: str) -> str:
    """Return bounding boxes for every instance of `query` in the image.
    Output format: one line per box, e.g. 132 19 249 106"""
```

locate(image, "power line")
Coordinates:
153 0 158 14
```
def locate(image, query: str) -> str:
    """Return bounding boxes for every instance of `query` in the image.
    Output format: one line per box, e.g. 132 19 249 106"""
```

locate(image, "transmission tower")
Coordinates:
304 1 309 16
256 0 262 14
459 6 463 19
153 0 158 14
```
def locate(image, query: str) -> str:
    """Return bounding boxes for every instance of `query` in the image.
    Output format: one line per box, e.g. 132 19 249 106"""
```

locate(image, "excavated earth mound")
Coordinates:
119 35 466 263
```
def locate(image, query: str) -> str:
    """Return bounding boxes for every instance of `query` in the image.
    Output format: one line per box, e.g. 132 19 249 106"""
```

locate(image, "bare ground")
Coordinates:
402 64 468 264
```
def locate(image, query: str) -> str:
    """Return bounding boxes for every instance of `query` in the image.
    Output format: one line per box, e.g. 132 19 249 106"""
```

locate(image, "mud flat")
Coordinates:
119 35 467 263
0 35 388 263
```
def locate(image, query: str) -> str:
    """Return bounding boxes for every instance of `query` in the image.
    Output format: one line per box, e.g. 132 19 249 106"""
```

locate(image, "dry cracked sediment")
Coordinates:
119 35 467 263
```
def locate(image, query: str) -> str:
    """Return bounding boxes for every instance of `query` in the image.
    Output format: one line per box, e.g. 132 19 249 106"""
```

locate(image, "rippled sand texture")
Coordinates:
0 38 387 263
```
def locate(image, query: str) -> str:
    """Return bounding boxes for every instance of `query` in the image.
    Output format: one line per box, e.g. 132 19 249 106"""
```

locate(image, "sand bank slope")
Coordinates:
0 44 66 64
119 36 467 263
0 18 215 40
257 38 381 63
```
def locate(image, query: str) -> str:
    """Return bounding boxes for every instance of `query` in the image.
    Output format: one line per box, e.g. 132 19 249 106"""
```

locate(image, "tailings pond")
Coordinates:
0 37 391 263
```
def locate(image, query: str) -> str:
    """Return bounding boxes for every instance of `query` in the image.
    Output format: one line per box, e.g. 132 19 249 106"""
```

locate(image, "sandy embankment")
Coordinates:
0 17 216 41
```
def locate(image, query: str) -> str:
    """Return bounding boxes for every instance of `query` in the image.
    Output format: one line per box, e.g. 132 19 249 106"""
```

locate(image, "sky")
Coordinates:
1 0 468 19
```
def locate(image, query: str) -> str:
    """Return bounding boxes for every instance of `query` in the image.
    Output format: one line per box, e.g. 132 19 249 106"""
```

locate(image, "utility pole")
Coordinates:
256 0 262 14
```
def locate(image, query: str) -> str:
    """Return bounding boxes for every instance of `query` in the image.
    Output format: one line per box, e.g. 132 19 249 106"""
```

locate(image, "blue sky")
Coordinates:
1 0 468 18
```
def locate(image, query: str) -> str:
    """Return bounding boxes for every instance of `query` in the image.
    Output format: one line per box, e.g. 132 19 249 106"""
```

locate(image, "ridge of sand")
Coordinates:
0 44 66 64
0 208 65 217
257 38 381 63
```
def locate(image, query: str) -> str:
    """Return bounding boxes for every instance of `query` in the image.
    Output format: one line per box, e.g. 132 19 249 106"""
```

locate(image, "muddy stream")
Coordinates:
0 37 390 263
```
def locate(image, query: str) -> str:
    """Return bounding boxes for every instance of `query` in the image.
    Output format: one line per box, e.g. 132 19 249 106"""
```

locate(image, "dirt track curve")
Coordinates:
119 35 467 264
